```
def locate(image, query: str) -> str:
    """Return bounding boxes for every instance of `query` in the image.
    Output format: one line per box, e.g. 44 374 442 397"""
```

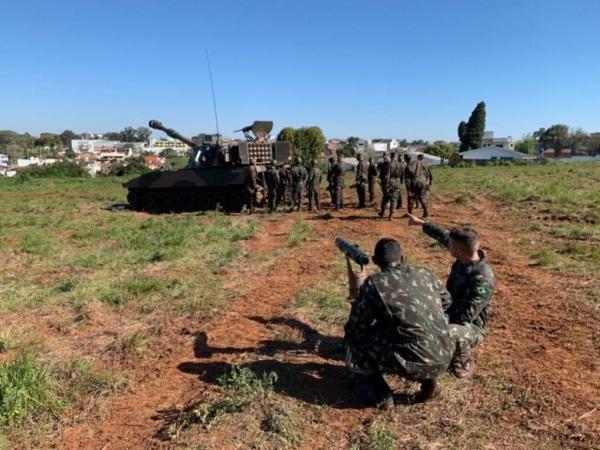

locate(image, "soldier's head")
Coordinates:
357 153 362 161
271 159 277 167
417 154 424 161
390 152 397 160
448 227 480 260
383 153 389 161
249 158 256 166
372 238 403 269
369 157 373 163
403 154 411 163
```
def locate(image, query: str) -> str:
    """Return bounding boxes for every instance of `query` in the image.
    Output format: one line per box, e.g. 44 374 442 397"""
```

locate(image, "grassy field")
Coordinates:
0 162 598 448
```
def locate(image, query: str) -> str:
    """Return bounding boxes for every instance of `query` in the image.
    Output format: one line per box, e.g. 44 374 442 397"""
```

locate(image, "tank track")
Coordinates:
127 188 246 213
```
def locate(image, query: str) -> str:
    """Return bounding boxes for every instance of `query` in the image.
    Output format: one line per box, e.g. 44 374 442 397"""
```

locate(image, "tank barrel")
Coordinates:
148 119 197 148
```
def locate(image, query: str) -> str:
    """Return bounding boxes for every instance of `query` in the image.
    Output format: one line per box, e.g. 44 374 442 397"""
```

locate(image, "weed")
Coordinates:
106 331 145 357
351 422 397 450
288 216 312 247
260 403 302 446
218 366 277 398
292 281 348 325
55 279 76 293
0 351 63 427
53 358 125 400
531 250 558 267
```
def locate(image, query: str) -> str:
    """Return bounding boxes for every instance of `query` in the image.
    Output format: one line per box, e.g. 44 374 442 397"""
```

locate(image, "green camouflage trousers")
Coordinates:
449 323 484 355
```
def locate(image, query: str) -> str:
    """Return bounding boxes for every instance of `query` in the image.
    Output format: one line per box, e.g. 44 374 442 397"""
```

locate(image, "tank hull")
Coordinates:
125 166 249 213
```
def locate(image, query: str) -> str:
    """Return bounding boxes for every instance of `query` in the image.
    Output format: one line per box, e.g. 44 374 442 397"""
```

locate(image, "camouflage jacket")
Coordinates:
355 160 367 184
423 222 495 331
388 160 404 190
344 262 453 379
307 166 322 190
291 165 307 187
244 166 258 193
378 160 390 186
406 161 432 187
332 162 345 188
264 166 280 191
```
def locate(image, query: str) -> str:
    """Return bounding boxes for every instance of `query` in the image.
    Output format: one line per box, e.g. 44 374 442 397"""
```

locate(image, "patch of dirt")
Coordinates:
38 191 600 448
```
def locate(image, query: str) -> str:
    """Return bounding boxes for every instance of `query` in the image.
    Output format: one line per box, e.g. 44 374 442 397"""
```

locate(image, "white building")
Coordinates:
147 138 191 155
0 154 9 167
406 152 443 166
370 139 399 152
70 139 145 154
482 131 514 149
17 157 59 168
461 147 529 161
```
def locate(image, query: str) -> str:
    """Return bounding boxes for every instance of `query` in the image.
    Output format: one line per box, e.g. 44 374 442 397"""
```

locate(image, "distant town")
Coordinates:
1 119 599 178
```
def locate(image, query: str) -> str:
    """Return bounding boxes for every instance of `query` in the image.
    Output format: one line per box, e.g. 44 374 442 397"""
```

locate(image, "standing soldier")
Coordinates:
326 156 335 206
264 159 280 213
377 153 391 218
332 155 346 210
306 160 322 211
290 158 308 212
355 153 368 208
403 154 415 212
367 157 377 204
406 154 432 218
380 153 403 220
243 159 258 214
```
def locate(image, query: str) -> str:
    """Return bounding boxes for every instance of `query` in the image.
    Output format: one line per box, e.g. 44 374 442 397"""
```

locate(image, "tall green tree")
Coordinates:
135 127 152 143
515 133 537 155
59 130 80 148
293 127 325 164
569 128 589 151
457 101 486 151
276 127 296 148
458 121 468 151
541 124 569 157
338 136 360 157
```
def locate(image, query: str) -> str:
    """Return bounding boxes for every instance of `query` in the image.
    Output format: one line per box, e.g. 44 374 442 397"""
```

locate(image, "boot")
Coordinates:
451 347 473 379
352 373 394 410
413 379 440 403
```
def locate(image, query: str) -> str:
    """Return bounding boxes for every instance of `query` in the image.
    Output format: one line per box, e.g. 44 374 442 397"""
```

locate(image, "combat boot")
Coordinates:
413 378 440 403
451 347 473 379
352 373 394 410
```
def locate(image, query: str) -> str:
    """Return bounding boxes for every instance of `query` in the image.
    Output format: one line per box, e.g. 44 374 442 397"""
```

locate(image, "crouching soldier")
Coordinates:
344 238 453 409
408 214 495 378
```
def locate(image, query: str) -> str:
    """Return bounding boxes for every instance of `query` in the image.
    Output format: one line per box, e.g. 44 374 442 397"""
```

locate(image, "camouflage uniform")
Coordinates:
355 157 368 208
332 159 345 210
406 160 432 217
367 160 377 203
422 222 495 357
243 164 258 214
378 157 390 215
291 163 308 211
306 165 322 211
277 166 292 207
264 165 280 213
344 262 453 381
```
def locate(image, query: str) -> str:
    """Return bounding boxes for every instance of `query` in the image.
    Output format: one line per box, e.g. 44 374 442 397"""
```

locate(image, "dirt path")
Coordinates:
55 194 599 448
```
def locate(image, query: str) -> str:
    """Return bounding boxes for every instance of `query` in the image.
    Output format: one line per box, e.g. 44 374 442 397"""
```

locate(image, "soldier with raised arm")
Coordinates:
408 214 495 378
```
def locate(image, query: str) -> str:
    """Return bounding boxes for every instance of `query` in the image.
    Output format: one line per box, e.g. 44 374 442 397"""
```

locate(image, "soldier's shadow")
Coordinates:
179 315 368 408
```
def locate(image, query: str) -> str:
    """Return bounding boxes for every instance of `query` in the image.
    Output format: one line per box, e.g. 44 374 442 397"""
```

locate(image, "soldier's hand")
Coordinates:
407 213 425 226
346 256 367 301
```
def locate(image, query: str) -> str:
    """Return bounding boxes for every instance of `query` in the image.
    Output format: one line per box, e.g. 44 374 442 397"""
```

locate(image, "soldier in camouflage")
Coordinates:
264 160 280 213
243 159 258 214
406 154 432 217
379 152 404 220
290 158 308 212
367 157 377 204
306 160 322 211
354 153 368 208
408 214 495 378
326 156 335 206
344 238 453 409
332 155 345 210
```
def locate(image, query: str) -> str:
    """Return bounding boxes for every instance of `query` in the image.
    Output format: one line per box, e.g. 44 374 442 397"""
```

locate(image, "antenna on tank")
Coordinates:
205 51 220 143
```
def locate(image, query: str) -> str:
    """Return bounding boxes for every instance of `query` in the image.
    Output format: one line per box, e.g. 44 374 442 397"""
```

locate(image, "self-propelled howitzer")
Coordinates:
124 120 291 213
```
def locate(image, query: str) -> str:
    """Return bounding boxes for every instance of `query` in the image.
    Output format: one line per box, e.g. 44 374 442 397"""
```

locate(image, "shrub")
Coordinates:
16 161 89 180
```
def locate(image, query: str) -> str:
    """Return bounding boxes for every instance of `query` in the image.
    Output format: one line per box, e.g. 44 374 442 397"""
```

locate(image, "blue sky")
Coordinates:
1 0 599 141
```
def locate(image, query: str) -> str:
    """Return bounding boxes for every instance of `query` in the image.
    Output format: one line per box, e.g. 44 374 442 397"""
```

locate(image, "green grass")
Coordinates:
288 216 312 247
291 281 348 326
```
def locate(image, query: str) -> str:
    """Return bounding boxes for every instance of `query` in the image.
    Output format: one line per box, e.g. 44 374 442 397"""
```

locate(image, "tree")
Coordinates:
120 126 137 142
338 136 360 157
34 133 61 149
159 148 178 158
569 128 589 151
293 127 325 164
540 124 569 157
135 127 151 143
423 141 454 160
59 130 80 148
104 132 122 141
276 127 296 148
458 121 468 151
589 133 600 155
457 101 486 151
515 133 537 155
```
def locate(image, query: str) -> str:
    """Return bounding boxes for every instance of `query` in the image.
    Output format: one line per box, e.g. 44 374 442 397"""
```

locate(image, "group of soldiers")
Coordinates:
243 152 433 218
344 216 495 409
